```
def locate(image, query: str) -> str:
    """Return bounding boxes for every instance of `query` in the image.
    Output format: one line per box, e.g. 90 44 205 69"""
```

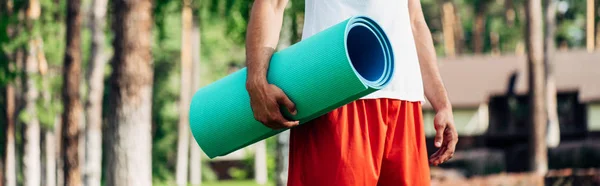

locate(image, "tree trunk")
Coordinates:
189 138 201 186
23 38 42 186
275 131 290 186
22 1 42 185
0 149 2 186
62 0 83 184
55 117 63 186
1 32 17 184
453 6 464 55
188 20 202 186
254 141 268 185
596 21 600 48
544 0 560 149
587 0 595 52
526 0 548 179
84 0 108 185
505 0 516 26
44 128 56 186
40 52 54 186
441 1 456 57
176 1 193 185
490 32 500 56
473 1 487 54
4 85 16 186
105 0 153 184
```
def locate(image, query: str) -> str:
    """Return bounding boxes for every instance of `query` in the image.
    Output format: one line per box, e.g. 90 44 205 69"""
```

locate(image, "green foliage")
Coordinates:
202 161 219 182
223 0 253 44
202 180 275 186
227 167 248 180
18 110 32 124
0 1 27 86
151 0 184 181
265 136 278 181
37 0 67 129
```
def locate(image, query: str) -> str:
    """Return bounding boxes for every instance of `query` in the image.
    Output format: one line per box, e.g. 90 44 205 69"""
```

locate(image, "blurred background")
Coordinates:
0 0 599 185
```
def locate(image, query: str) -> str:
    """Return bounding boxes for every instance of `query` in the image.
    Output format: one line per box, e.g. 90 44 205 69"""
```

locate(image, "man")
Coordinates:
245 0 458 185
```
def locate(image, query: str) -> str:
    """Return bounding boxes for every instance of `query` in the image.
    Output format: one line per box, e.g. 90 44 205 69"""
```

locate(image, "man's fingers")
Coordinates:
282 120 300 128
273 113 299 129
274 86 297 115
430 147 442 159
430 146 445 161
431 130 458 165
429 146 446 165
434 125 445 148
440 130 458 162
439 145 455 163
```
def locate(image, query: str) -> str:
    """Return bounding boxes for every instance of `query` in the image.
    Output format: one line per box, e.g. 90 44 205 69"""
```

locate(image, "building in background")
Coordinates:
423 50 600 175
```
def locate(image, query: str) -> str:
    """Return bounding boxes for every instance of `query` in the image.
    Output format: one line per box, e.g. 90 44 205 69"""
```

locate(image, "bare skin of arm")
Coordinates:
408 0 459 166
245 0 299 129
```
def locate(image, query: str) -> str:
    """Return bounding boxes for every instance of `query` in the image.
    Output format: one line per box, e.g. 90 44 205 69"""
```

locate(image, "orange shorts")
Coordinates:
288 98 430 186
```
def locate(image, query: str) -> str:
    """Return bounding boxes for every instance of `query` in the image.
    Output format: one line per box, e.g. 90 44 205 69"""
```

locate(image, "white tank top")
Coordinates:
301 0 425 102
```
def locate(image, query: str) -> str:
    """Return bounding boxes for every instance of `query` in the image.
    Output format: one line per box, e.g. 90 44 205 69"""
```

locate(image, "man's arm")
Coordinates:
408 0 458 166
245 0 299 129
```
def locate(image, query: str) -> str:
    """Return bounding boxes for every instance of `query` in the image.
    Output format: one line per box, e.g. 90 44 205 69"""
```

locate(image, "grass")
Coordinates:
202 180 275 186
154 180 274 186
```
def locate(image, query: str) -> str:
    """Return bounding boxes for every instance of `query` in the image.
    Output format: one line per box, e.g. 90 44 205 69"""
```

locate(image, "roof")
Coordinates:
423 50 600 109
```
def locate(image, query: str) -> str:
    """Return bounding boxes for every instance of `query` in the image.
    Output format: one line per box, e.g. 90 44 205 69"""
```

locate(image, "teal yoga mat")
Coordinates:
190 16 395 158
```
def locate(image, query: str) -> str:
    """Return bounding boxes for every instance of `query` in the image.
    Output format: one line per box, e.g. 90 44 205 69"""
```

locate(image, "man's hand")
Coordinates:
245 0 293 129
429 108 458 166
246 79 299 129
408 0 458 166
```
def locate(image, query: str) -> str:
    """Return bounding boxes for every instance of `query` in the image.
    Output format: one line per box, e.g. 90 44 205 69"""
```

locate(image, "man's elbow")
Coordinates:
411 17 429 34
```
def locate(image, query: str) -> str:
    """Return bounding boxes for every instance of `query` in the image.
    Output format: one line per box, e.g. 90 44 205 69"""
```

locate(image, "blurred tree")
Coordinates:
587 0 595 51
0 1 43 186
38 0 67 184
0 155 2 186
597 11 600 48
42 118 57 186
83 0 108 184
188 16 203 186
223 0 253 44
597 0 600 49
525 0 548 178
105 0 154 184
440 0 456 57
472 0 491 54
2 80 16 186
1 1 18 180
176 0 193 185
555 0 588 49
275 131 289 186
22 35 42 186
505 0 516 25
452 3 464 55
35 30 54 186
255 140 268 185
61 0 83 184
151 0 183 182
544 0 560 148
22 0 43 184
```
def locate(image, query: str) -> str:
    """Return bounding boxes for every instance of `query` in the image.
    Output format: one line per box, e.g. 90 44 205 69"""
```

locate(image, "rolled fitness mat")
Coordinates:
190 16 395 158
